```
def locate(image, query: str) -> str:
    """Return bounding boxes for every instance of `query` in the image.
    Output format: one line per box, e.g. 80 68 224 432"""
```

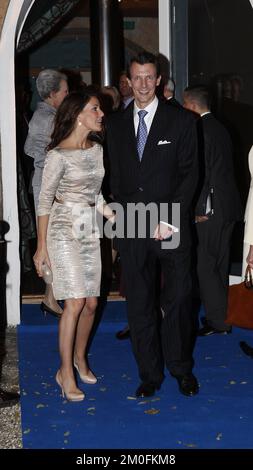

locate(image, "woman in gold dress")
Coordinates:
33 91 115 401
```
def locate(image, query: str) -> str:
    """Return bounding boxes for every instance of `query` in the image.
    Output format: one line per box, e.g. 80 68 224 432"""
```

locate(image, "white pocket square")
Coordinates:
157 140 171 145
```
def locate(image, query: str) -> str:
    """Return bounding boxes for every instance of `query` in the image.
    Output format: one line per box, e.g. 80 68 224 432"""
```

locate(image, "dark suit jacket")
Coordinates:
195 113 243 222
166 96 182 109
106 100 198 247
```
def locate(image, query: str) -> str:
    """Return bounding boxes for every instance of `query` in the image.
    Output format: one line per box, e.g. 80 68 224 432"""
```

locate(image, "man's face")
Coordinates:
119 74 132 98
163 85 173 100
128 62 161 109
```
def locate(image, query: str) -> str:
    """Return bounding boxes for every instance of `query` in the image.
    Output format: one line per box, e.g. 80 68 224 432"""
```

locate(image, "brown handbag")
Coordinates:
225 265 253 329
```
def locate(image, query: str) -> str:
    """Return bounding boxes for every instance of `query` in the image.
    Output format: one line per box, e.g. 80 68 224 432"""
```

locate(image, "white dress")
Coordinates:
242 145 253 276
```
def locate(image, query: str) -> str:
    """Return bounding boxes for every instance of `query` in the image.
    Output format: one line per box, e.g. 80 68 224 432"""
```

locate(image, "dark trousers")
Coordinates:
196 218 235 330
120 238 196 385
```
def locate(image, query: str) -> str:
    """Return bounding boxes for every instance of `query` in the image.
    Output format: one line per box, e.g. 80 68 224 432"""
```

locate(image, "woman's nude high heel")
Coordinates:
55 370 85 401
40 302 62 319
73 361 97 384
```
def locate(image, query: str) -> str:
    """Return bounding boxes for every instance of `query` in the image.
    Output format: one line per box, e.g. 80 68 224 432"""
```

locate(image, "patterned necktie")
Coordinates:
137 110 148 161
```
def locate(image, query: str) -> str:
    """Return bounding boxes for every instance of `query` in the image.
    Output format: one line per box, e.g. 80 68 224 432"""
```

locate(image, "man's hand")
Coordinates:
153 223 173 240
195 215 209 223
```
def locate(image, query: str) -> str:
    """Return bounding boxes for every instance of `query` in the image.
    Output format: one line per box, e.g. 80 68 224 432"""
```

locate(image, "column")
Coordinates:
89 0 124 86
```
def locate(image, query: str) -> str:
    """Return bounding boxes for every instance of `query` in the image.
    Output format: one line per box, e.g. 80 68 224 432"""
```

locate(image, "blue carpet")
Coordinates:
18 302 253 449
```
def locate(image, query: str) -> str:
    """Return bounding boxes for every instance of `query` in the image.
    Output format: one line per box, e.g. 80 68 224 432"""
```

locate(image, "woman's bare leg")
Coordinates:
74 297 97 375
58 298 85 393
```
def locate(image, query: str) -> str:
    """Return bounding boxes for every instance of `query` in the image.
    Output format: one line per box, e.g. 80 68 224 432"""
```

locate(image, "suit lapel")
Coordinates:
123 102 139 162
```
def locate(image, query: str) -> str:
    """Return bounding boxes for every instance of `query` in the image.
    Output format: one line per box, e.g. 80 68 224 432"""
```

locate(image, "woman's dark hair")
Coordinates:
48 91 103 150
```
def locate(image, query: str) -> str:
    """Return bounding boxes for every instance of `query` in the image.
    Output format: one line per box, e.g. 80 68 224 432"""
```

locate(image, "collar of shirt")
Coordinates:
201 111 211 117
133 96 159 135
123 96 134 109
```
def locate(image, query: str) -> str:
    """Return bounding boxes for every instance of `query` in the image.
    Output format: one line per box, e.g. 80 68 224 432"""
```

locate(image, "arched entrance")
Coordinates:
0 0 36 325
0 0 83 325
0 0 172 325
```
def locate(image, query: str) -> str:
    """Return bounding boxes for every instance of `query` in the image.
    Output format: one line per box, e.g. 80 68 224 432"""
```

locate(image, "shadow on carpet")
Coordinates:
18 302 253 449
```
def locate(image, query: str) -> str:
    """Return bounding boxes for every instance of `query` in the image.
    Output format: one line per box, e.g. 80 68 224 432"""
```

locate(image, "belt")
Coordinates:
54 197 96 207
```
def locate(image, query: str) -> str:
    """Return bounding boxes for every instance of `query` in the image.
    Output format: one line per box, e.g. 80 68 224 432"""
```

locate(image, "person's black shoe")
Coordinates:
115 326 130 340
200 316 207 326
198 324 232 336
0 389 20 408
135 383 160 398
239 341 253 358
173 373 199 397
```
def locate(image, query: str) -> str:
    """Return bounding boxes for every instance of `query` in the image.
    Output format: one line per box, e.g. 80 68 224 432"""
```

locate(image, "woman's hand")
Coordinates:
33 247 51 277
98 203 115 224
246 245 253 269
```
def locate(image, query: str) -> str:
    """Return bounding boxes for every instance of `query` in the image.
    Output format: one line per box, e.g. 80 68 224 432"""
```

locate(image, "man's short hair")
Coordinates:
184 85 211 109
127 51 160 78
165 78 175 93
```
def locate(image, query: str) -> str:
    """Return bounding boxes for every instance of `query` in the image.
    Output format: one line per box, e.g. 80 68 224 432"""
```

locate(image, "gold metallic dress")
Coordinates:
37 143 105 300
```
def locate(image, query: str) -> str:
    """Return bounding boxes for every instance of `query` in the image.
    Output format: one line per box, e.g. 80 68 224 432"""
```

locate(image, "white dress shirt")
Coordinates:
200 111 211 117
123 96 134 109
133 96 159 135
133 96 178 234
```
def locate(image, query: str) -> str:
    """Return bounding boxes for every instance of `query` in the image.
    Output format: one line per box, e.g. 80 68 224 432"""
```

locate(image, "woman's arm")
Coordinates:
33 215 51 277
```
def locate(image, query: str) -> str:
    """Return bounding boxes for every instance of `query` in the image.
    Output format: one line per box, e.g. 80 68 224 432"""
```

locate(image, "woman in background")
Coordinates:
240 145 253 357
24 69 69 317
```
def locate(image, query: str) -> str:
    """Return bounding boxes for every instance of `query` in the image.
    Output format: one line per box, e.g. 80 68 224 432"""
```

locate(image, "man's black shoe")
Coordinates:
135 383 159 398
0 388 20 408
198 324 232 336
173 373 199 397
115 326 130 340
239 341 253 358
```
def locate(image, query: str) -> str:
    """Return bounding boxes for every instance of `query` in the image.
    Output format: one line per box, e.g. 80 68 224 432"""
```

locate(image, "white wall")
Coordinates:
0 0 24 324
158 0 171 64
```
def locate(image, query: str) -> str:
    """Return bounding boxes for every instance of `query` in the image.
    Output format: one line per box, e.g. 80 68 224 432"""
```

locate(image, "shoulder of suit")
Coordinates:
203 114 232 142
106 107 127 125
203 113 229 131
159 99 186 116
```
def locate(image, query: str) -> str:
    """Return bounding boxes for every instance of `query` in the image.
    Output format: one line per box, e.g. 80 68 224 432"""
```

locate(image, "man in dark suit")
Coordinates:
163 78 182 108
119 71 134 110
106 51 199 398
183 85 243 336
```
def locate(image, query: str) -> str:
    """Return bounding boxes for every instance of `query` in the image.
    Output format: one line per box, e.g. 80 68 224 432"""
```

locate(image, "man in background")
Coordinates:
119 71 134 110
183 85 242 336
163 78 181 108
